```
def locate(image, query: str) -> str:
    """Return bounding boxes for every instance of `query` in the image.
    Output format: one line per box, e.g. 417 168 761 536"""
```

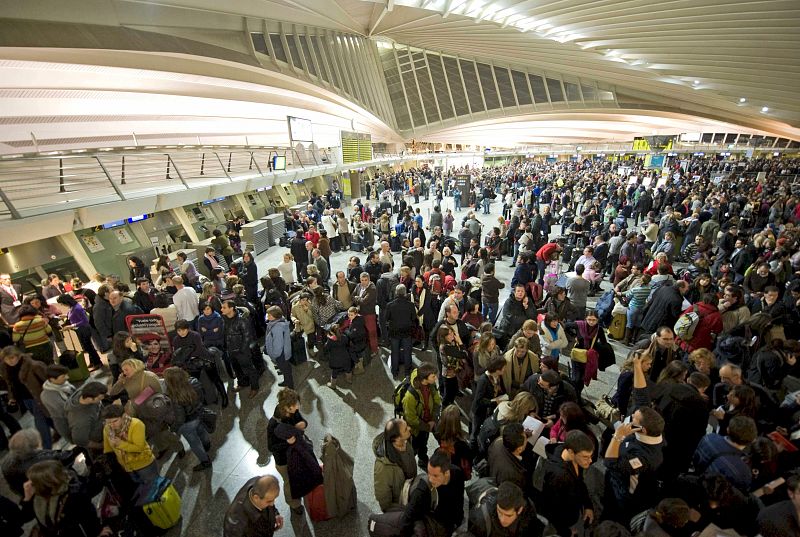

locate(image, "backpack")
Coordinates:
674 306 702 340
429 274 443 296
400 474 437 509
392 372 419 417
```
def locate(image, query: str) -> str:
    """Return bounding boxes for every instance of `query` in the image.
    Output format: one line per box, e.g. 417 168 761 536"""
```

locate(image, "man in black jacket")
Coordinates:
290 233 308 281
521 371 577 430
108 290 143 335
430 304 473 379
386 286 418 378
132 278 156 313
221 300 259 397
399 449 464 537
640 280 688 337
540 431 595 536
224 474 283 537
468 481 543 537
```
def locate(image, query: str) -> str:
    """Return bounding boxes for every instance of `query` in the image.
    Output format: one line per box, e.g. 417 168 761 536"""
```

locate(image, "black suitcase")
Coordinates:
367 510 403 537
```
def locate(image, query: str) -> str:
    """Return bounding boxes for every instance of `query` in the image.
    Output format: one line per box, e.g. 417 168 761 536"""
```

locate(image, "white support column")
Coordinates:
57 233 99 280
235 193 256 221
170 208 201 243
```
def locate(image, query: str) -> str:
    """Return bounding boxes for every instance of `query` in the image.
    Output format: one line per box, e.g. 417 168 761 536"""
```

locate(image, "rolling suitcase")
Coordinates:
61 329 90 382
608 313 626 340
304 483 331 522
140 476 181 530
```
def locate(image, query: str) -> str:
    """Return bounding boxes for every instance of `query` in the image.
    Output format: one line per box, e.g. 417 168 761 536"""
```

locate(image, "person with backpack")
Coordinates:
398 449 465 537
372 417 417 513
467 481 544 537
674 293 723 353
401 364 441 469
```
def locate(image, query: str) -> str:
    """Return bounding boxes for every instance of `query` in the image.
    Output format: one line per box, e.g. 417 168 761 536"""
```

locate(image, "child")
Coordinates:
324 325 351 388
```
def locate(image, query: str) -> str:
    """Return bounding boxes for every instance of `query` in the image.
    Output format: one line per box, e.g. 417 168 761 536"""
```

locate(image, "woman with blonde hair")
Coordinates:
199 281 221 313
688 347 719 386
475 331 501 375
476 391 538 456
109 357 162 404
502 336 539 398
278 252 295 285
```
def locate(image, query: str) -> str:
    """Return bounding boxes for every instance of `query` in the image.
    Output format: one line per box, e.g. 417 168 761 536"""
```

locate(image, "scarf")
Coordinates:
107 413 132 442
385 435 417 479
205 253 220 270
546 325 560 357
33 486 69 530
577 320 598 347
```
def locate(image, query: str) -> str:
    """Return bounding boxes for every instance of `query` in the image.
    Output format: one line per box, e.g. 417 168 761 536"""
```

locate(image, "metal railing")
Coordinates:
0 145 336 220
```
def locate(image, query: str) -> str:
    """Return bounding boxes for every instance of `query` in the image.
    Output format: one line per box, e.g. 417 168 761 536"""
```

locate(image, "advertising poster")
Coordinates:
115 228 134 244
125 314 172 371
81 235 105 253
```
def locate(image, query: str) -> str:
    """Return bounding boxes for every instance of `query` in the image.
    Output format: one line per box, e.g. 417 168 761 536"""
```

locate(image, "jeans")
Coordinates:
23 399 52 449
179 419 210 464
536 259 547 285
130 460 159 488
454 197 462 211
626 307 644 328
390 336 413 375
482 198 490 214
511 242 520 265
482 302 499 324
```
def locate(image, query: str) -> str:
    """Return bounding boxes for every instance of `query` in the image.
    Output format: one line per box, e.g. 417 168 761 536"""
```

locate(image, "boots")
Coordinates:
214 377 229 408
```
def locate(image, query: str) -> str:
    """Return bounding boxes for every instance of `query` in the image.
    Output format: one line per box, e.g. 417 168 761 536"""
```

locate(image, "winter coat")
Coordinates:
522 373 578 417
386 296 418 338
321 434 357 518
263 318 291 362
676 302 723 352
280 426 323 499
495 297 536 338
65 386 104 450
402 368 442 436
266 408 307 466
93 296 113 342
468 494 543 537
224 476 279 537
487 436 534 496
109 368 162 404
539 322 569 358
111 298 144 335
170 377 204 429
539 444 593 535
640 282 684 335
223 311 253 362
40 380 75 440
103 417 155 472
352 282 377 315
0 355 48 411
324 334 351 372
197 311 225 348
372 432 418 512
344 315 368 359
502 349 538 397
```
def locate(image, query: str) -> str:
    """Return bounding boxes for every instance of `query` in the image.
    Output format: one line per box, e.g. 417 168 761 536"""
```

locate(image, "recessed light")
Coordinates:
761 106 769 113
693 80 700 85
739 97 747 103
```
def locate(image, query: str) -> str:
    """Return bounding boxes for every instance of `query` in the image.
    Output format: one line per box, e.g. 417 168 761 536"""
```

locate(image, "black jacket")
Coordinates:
266 409 307 466
494 297 536 338
400 466 464 537
133 289 155 314
640 283 683 335
468 494 543 537
224 476 279 537
386 296 418 338
540 444 592 535
522 374 578 419
111 299 144 335
223 311 253 359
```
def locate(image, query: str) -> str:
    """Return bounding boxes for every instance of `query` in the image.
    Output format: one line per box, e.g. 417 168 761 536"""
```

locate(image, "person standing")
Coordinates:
172 276 200 328
212 229 236 267
163 367 212 472
353 272 379 357
224 474 284 537
267 388 307 516
221 300 259 398
240 252 259 303
0 272 22 324
480 263 504 324
56 294 103 369
386 285 418 379
540 430 595 536
101 404 158 488
402 363 441 469
0 347 52 449
264 306 294 389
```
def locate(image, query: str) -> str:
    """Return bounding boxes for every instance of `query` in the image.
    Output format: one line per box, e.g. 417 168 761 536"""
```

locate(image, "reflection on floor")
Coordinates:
1 196 629 536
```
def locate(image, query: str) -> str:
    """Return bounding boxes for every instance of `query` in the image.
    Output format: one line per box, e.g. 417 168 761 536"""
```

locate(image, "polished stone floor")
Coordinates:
1 194 628 536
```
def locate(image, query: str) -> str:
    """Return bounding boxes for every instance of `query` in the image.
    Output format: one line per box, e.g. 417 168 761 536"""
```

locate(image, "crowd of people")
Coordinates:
0 155 799 536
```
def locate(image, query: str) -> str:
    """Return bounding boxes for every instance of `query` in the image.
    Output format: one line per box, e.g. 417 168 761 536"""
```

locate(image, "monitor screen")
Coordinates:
272 156 286 171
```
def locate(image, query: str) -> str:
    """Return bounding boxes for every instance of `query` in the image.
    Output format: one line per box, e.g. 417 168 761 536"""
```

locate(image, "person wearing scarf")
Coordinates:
372 418 417 512
101 404 158 487
21 460 108 537
569 316 600 401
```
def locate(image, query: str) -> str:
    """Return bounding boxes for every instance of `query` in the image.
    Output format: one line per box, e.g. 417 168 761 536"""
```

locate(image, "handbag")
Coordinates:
133 375 155 406
570 331 597 364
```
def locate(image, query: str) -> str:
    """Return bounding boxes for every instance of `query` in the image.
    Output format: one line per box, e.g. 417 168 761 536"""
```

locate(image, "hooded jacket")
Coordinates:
372 432 418 512
402 368 442 436
539 444 592 535
65 386 104 450
675 301 723 352
40 380 76 440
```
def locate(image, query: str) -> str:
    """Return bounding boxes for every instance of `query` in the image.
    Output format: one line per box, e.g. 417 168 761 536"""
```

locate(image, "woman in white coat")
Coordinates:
539 313 569 361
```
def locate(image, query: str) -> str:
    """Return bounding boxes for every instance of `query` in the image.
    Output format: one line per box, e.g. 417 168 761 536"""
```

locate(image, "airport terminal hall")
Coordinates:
2 1 800 536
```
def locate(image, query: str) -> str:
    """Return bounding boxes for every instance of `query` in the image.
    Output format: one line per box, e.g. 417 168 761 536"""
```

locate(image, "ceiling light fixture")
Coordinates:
692 80 700 85
739 97 746 103
761 106 769 113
